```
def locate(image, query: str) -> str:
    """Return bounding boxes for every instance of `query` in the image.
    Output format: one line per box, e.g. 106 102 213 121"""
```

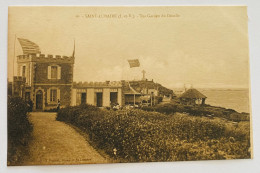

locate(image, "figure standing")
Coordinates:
57 99 60 112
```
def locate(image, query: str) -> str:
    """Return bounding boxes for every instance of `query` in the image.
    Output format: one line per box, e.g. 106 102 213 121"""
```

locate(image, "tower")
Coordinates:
16 53 74 111
16 38 75 111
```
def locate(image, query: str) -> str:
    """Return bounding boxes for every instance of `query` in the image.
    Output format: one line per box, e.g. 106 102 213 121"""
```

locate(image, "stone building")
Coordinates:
16 53 74 110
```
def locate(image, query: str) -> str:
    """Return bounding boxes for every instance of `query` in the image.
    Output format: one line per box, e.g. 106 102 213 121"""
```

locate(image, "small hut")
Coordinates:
179 88 207 105
123 82 141 105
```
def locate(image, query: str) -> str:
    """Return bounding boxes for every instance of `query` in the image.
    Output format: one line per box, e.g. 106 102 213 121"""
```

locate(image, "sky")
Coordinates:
8 6 250 89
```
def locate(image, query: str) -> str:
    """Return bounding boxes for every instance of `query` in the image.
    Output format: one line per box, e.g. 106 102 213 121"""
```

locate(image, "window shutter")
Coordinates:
57 66 61 79
47 88 50 104
57 88 61 101
48 66 51 79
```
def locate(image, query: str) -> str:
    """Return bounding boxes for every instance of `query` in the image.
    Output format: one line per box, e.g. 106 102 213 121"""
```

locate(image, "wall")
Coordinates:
34 63 73 84
73 87 122 107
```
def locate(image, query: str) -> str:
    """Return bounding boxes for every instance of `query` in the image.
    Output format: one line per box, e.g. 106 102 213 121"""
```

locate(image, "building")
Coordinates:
71 81 122 107
179 88 207 105
15 53 74 110
11 38 175 111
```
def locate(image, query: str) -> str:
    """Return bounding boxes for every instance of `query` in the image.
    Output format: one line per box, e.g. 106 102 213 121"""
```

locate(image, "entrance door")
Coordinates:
36 90 43 110
81 93 86 105
96 93 103 107
25 92 30 102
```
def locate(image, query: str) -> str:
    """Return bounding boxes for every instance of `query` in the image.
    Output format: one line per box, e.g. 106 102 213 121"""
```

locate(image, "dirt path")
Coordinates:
24 112 107 165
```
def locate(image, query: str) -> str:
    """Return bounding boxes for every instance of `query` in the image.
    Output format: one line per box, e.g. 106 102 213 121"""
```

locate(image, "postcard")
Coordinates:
7 6 251 166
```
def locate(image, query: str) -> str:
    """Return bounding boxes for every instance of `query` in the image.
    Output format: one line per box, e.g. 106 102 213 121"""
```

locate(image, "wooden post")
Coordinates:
134 93 135 106
151 93 153 106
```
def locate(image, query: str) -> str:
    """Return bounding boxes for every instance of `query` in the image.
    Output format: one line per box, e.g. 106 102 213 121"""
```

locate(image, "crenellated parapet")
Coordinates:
17 53 74 64
13 76 26 82
73 80 122 88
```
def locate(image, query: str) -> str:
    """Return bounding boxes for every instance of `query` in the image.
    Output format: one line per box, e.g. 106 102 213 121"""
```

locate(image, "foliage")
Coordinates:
57 105 251 162
8 96 33 165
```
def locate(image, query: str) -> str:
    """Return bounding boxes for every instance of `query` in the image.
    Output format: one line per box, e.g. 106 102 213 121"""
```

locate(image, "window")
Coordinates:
22 66 26 77
50 89 57 102
51 66 58 79
48 65 61 79
47 88 60 104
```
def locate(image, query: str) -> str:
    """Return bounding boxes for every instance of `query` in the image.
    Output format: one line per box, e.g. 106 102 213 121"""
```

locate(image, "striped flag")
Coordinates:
128 59 140 68
17 38 41 55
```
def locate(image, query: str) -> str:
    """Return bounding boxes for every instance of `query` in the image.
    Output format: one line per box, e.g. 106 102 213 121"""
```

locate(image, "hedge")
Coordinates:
57 104 251 162
8 96 33 165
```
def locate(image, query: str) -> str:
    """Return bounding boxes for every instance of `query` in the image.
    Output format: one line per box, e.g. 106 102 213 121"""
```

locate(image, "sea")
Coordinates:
198 89 250 113
174 89 250 113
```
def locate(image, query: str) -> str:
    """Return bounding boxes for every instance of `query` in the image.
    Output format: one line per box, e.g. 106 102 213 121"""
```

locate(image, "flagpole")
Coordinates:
13 34 17 77
72 38 75 58
12 35 16 96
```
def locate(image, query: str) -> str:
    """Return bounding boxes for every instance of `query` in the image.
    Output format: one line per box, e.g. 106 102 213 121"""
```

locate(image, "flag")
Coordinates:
17 38 41 55
128 59 140 68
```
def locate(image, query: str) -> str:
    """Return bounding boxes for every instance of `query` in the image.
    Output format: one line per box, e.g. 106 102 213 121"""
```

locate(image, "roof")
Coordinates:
124 82 141 95
179 88 207 99
128 80 175 96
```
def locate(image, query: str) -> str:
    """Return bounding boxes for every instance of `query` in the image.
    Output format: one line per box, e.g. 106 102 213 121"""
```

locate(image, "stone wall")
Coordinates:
34 63 73 84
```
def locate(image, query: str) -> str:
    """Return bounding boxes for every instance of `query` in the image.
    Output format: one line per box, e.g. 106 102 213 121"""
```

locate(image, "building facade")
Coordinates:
16 53 74 110
12 39 174 111
71 81 122 107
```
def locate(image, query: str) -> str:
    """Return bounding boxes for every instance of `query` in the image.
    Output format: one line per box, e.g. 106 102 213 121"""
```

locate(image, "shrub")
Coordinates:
57 105 251 162
8 96 33 165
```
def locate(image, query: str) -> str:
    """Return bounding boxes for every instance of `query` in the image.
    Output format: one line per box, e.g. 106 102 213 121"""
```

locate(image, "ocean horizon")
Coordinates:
173 88 250 113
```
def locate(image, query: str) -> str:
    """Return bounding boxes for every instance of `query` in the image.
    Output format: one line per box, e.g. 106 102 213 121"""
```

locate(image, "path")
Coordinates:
25 112 107 165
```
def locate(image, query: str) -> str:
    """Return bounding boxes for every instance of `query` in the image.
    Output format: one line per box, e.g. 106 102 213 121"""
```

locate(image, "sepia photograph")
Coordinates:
7 6 251 166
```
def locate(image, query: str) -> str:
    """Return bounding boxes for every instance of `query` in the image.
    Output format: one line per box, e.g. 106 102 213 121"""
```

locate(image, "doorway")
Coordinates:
36 90 43 110
25 92 30 102
96 93 103 107
110 92 118 105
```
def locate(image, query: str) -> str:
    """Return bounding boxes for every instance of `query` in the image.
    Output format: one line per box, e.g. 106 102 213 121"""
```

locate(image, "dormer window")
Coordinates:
48 65 61 79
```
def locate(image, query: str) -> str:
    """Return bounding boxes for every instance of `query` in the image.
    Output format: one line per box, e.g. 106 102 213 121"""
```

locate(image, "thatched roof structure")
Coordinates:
180 89 207 99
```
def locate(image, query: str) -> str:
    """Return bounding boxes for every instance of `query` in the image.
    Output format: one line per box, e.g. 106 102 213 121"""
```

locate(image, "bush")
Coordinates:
57 105 251 162
8 96 33 165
